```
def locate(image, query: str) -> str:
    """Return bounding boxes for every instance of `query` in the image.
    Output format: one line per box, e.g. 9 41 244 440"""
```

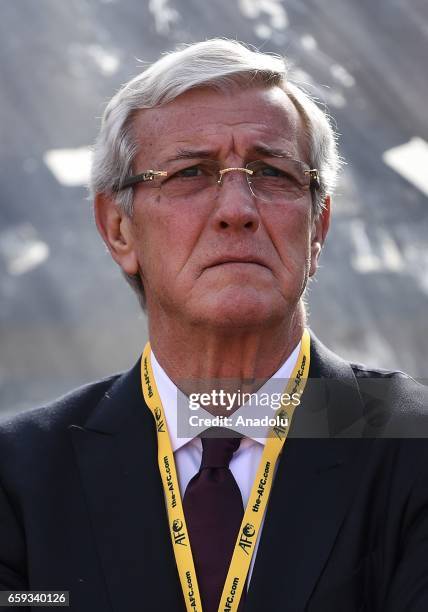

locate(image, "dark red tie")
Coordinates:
183 430 245 612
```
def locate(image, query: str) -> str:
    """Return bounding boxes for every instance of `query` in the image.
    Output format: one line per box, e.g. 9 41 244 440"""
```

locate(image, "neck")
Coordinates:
148 303 305 404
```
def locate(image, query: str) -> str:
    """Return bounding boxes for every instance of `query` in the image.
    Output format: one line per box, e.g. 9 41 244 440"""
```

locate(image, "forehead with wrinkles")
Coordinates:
131 85 310 167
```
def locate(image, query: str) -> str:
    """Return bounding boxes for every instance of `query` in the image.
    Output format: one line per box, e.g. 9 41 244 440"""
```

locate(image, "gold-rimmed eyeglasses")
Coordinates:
113 159 320 203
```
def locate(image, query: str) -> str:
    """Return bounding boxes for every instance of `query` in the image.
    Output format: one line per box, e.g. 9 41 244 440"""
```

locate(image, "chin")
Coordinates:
187 289 286 329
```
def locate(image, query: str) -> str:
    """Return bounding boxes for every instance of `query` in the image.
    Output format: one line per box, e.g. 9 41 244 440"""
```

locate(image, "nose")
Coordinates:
213 170 260 233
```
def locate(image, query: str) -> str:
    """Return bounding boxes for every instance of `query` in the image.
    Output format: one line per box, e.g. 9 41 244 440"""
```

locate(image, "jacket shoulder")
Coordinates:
309 332 427 436
350 362 428 435
0 373 121 440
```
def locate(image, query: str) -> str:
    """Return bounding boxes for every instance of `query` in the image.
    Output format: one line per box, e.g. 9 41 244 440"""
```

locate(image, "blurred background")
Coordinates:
1 0 427 419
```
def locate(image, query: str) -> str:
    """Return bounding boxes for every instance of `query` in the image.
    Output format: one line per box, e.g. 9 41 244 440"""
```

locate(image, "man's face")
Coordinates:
121 86 328 329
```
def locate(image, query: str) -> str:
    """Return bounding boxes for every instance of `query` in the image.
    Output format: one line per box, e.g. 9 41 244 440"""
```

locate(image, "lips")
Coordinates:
207 257 269 269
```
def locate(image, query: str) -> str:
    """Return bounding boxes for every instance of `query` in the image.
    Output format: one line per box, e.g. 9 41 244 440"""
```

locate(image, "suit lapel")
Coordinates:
246 333 373 611
69 361 184 612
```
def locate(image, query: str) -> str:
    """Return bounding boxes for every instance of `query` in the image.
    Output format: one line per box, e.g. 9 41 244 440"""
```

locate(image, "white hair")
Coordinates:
90 38 341 305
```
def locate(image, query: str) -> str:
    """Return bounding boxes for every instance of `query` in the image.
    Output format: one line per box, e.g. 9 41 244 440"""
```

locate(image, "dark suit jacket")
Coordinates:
0 334 427 611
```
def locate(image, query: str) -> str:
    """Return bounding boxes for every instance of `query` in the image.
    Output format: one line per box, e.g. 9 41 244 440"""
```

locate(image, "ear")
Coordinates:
94 193 139 275
309 195 331 277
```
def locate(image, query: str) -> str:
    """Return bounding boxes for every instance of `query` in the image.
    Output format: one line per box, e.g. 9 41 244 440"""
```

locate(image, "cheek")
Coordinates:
132 201 205 282
269 205 312 264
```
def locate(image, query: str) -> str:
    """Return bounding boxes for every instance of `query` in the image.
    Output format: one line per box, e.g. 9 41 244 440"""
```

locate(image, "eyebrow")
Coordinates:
165 149 217 163
253 145 291 158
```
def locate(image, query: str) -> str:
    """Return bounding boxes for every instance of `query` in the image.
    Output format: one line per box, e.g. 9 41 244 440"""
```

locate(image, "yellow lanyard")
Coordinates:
141 329 311 612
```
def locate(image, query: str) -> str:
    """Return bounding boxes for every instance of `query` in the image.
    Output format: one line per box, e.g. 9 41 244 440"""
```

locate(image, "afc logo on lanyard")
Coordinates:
154 407 165 432
172 519 188 546
238 523 256 555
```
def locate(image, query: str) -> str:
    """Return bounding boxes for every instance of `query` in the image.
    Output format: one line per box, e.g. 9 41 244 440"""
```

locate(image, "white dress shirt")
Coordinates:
150 341 300 582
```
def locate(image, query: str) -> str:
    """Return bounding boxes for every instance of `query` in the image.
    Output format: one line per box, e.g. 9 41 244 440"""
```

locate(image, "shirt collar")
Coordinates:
150 341 301 452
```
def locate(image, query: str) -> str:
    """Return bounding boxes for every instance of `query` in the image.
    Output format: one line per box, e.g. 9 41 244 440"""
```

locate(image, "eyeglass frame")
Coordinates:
112 161 321 196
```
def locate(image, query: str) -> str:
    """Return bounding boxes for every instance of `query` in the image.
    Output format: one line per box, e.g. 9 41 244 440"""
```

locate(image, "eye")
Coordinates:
248 161 302 185
257 164 284 177
159 161 218 200
167 162 219 183
175 165 203 178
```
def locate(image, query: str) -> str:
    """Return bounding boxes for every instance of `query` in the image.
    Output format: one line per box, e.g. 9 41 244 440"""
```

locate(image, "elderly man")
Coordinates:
0 39 427 612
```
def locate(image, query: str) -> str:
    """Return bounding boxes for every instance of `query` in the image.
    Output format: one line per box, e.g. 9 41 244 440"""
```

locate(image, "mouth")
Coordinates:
206 257 270 270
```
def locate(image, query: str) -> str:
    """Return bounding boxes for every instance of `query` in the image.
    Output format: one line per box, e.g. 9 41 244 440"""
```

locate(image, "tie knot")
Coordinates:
200 429 241 469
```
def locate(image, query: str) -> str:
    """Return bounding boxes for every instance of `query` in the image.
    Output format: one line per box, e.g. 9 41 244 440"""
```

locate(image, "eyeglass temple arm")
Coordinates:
305 169 320 190
113 170 168 191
